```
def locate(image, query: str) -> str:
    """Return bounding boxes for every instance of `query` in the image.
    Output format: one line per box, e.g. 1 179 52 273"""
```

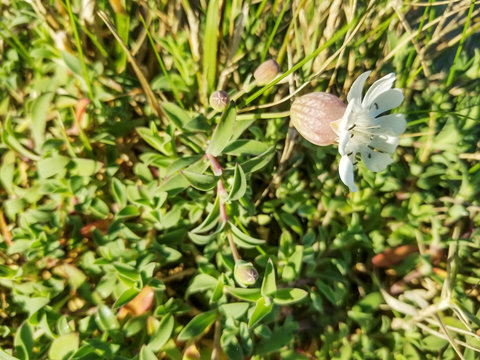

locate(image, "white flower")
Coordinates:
332 71 406 192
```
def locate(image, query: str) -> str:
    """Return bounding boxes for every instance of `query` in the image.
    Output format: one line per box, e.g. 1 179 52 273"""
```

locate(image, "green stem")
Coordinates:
65 0 94 100
245 20 352 104
236 111 290 120
446 0 476 86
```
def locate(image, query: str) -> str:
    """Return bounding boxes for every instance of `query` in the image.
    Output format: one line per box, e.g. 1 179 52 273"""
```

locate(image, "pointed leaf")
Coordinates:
181 170 218 191
139 345 157 360
225 163 247 202
162 102 191 128
191 196 220 234
31 92 54 152
112 178 127 208
219 302 250 319
149 313 174 352
48 333 79 360
273 288 308 305
248 297 273 328
241 146 275 173
37 156 70 178
188 222 225 245
177 310 217 341
226 287 262 302
209 275 224 304
261 259 276 298
207 101 236 156
229 223 265 248
223 139 269 156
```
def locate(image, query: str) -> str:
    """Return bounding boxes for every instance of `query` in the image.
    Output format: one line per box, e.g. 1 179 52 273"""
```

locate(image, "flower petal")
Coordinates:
347 71 371 103
361 149 393 172
338 131 350 156
369 135 399 153
337 101 356 132
339 155 357 192
362 73 396 108
371 113 406 136
369 89 404 117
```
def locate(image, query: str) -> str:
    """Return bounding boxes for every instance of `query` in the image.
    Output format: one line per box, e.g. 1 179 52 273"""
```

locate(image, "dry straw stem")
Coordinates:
217 3 249 90
378 1 474 68
392 1 430 78
97 10 167 124
419 111 436 164
241 0 372 114
415 322 480 355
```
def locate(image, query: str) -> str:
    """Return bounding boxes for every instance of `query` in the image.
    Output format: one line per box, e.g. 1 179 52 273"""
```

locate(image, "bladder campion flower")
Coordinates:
331 71 405 192
290 92 346 146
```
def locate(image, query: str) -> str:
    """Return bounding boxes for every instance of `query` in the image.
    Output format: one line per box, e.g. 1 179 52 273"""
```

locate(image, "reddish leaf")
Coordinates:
118 286 155 320
372 245 418 268
80 219 111 238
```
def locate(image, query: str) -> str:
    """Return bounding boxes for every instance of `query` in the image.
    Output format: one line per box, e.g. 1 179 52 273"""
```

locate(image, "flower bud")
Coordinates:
290 92 346 146
209 90 230 111
183 344 200 360
234 261 259 287
254 59 280 85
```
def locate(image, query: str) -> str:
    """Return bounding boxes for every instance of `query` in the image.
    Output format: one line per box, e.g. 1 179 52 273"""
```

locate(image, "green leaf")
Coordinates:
221 332 243 360
0 151 15 194
248 297 273 328
273 288 308 305
14 322 33 360
261 259 276 298
186 274 218 297
225 163 247 202
0 347 18 360
209 275 225 304
166 156 202 177
188 222 225 245
137 127 170 154
181 170 218 191
219 303 250 319
2 116 40 161
158 173 189 196
97 305 120 331
31 92 54 153
149 314 174 352
162 102 191 129
184 114 209 132
223 139 269 156
241 146 275 173
177 310 217 341
112 178 127 208
48 333 79 360
203 0 219 93
0 265 17 279
207 101 236 156
63 264 87 290
226 287 262 302
191 196 220 233
37 156 70 179
139 345 157 360
69 158 102 176
114 288 139 309
116 205 140 219
61 51 83 76
229 223 265 249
